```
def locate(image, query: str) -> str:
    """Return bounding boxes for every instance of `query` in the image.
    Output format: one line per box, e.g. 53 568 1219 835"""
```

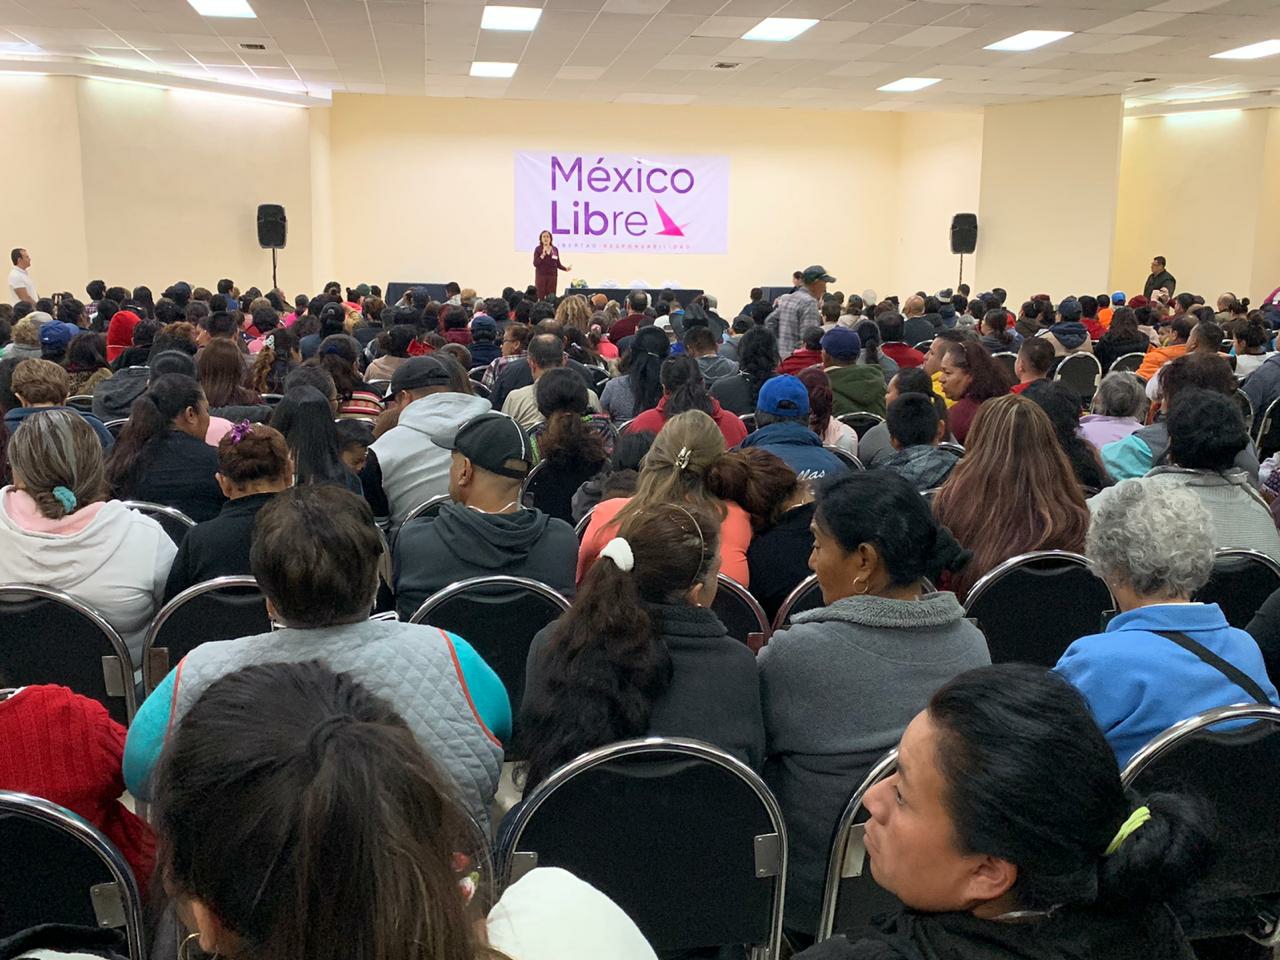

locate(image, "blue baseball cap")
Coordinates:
1058 297 1082 321
757 374 810 419
820 327 862 361
39 320 80 350
1112 292 1126 304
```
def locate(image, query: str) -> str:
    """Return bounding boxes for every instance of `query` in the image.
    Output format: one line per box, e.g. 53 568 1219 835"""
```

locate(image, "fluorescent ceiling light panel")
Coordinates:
187 0 256 17
0 42 43 55
742 18 818 41
1211 39 1280 60
877 76 940 92
470 60 517 77
985 30 1072 51
482 6 542 31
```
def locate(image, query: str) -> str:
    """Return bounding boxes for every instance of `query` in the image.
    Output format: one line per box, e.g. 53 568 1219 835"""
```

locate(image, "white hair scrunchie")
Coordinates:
599 537 635 572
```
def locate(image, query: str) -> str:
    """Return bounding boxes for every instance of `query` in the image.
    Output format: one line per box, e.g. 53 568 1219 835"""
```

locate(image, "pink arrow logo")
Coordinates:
654 201 687 237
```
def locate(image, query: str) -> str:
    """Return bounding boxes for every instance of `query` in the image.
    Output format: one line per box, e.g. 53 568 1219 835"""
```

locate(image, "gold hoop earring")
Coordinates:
179 933 202 960
852 576 870 596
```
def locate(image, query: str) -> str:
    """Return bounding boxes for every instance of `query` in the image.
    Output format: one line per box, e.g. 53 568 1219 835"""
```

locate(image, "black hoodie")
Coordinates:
392 501 577 619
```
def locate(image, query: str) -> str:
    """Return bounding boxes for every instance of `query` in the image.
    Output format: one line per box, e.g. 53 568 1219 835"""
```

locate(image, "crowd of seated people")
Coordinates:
3 269 1280 960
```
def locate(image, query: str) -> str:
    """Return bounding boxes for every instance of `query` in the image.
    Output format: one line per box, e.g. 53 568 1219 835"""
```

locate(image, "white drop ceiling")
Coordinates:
2 0 1280 112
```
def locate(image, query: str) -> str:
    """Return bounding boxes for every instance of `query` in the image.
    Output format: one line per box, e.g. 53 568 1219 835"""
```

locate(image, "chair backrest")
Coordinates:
1109 351 1147 375
912 339 934 352
825 445 864 470
469 365 487 383
1255 396 1280 458
963 550 1116 667
740 412 756 433
1121 705 1280 941
0 585 135 723
1235 390 1254 433
104 418 128 438
520 458 602 523
65 395 95 413
835 412 885 439
818 749 903 941
1052 352 1103 404
408 576 570 753
711 574 771 653
500 737 786 957
471 380 491 400
400 493 453 528
937 441 965 457
120 500 196 545
573 506 595 542
365 380 390 396
771 573 824 632
142 576 270 693
1192 549 1280 630
992 351 1017 380
261 393 284 405
0 791 146 958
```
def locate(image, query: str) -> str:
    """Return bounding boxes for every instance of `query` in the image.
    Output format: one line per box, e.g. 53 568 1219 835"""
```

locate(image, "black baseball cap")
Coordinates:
386 355 452 398
802 265 836 284
433 412 531 479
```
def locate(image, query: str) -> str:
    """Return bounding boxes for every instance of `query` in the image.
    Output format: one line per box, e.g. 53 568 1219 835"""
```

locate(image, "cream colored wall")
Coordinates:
1252 110 1280 303
327 94 908 306
1111 109 1271 302
977 96 1124 304
0 76 89 297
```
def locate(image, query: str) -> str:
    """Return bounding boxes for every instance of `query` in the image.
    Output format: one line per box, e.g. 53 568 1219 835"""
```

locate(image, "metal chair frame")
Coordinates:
771 574 822 633
991 352 1017 380
66 394 96 412
824 446 864 470
0 584 136 719
1109 351 1148 375
1253 396 1280 452
400 493 453 528
500 736 788 960
1053 352 1103 400
140 576 265 692
937 441 965 457
119 500 197 532
817 749 899 941
574 507 595 542
518 460 548 507
963 549 1116 616
715 573 772 653
0 791 146 960
407 574 571 627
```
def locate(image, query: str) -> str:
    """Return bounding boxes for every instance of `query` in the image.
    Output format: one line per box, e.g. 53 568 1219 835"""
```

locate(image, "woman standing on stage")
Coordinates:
534 230 571 300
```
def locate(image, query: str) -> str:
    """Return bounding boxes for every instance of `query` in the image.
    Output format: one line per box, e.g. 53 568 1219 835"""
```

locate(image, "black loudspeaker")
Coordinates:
257 204 287 249
950 213 978 255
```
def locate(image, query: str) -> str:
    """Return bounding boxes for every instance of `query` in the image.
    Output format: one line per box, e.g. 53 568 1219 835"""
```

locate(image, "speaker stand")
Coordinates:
271 247 278 292
958 252 965 290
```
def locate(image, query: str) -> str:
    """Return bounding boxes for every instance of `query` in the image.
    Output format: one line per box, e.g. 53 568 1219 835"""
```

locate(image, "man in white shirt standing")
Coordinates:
8 248 35 305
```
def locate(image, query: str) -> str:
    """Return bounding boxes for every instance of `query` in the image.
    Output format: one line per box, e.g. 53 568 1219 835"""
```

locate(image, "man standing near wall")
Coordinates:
8 248 35 305
769 265 833 356
1143 256 1176 299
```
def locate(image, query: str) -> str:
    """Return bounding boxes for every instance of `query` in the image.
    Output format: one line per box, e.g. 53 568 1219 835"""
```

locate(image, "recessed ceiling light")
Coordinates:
741 18 818 42
187 0 256 17
1211 39 1280 60
984 30 1072 52
481 6 542 31
877 76 940 92
470 60 517 78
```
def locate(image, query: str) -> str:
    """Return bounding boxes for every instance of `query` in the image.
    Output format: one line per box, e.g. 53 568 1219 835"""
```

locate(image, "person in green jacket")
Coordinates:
1143 255 1176 299
821 326 887 417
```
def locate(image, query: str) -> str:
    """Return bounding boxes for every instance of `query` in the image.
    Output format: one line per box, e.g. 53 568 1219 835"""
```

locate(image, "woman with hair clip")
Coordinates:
797 367 858 456
246 327 301 395
105 373 225 521
795 664 1209 960
1231 310 1271 379
937 338 1012 444
759 469 987 940
0 409 176 663
623 355 747 446
521 501 764 792
270 385 362 494
577 410 754 585
157 660 659 960
163 422 293 602
315 335 383 421
599 325 670 421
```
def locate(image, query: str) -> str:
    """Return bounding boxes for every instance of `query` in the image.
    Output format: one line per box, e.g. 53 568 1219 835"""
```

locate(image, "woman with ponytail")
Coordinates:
795 663 1208 960
624 354 748 446
105 373 225 520
247 327 300 395
1231 310 1271 379
520 501 763 792
758 469 989 939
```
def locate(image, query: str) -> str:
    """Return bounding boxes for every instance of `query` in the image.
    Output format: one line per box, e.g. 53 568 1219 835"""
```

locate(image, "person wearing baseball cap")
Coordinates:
392 412 577 618
367 355 491 531
738 374 847 480
770 265 836 356
38 319 82 363
821 327 888 418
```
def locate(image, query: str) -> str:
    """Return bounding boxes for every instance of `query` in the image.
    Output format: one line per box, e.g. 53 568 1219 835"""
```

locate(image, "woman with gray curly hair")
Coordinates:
1080 371 1145 450
1054 476 1277 767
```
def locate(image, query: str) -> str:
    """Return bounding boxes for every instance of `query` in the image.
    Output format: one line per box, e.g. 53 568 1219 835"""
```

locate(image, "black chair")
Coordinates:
261 392 284 405
574 506 595 542
712 574 771 653
409 575 570 756
500 737 787 958
469 366 488 383
991 351 1017 381
1193 549 1280 630
0 791 146 958
1053 352 1103 405
365 380 390 397
937 441 964 457
0 585 135 723
120 500 196 545
817 749 903 942
825 445 863 470
65 395 95 413
400 493 453 528
836 412 884 439
1236 391 1255 434
1121 704 1280 946
1109 351 1147 375
520 459 604 524
963 550 1115 667
741 413 757 434
912 339 934 353
104 418 127 439
141 576 270 693
1255 397 1280 458
471 380 491 400
771 574 824 632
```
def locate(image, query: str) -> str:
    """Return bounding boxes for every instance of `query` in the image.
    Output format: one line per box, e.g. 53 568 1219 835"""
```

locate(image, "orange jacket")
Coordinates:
1136 342 1187 382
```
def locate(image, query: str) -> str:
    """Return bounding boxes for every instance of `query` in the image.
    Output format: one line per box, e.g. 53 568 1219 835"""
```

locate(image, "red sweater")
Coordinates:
882 342 926 369
778 348 823 375
0 685 156 893
624 396 748 448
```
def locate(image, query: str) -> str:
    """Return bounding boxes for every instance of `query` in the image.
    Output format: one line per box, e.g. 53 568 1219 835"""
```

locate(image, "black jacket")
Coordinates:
1094 334 1149 373
92 366 149 421
1245 588 1280 688
747 502 816 622
163 492 277 602
1144 269 1177 299
393 502 577 620
903 316 938 347
124 430 226 522
710 371 769 416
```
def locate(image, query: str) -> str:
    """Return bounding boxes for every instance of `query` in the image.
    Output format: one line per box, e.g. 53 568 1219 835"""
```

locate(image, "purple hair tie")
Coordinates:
228 420 254 444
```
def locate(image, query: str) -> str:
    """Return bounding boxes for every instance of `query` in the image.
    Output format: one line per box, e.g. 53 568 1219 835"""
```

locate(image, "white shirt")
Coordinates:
8 265 35 302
